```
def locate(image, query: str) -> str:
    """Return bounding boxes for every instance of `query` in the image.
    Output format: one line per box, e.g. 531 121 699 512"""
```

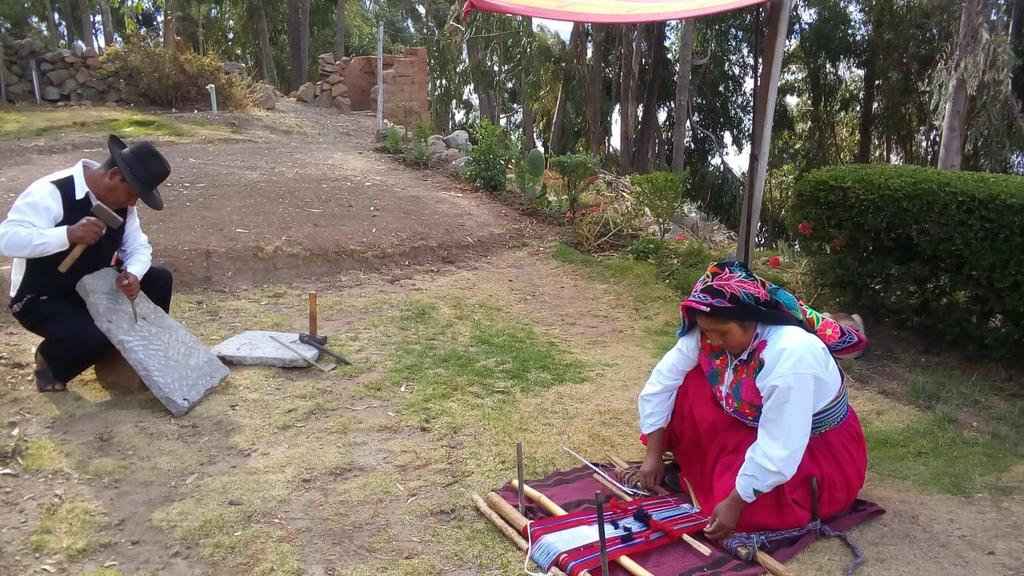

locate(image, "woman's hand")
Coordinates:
704 489 747 541
639 452 665 490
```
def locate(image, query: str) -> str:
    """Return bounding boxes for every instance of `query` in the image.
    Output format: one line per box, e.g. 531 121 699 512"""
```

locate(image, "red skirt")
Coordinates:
663 367 868 532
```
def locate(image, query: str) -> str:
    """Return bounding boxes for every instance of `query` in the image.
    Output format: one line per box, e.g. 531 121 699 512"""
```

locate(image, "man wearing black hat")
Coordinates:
0 135 173 392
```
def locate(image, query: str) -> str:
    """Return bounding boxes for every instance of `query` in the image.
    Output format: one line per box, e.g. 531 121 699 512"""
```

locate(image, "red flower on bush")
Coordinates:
798 222 814 237
674 233 687 242
768 255 782 269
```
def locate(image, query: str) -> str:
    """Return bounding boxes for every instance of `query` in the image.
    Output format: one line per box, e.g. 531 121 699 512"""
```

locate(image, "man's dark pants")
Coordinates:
11 266 173 384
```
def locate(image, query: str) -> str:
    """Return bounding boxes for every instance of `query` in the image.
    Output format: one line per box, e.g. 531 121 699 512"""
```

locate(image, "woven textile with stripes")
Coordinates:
526 495 710 576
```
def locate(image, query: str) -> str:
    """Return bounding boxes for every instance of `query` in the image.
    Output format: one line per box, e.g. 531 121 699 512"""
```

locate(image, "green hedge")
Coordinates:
792 165 1024 358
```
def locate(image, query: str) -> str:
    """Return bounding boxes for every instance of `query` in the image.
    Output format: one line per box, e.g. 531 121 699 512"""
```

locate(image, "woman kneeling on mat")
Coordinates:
638 260 869 541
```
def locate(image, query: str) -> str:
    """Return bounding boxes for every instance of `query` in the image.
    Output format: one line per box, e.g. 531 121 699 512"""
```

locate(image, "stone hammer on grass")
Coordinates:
298 291 351 365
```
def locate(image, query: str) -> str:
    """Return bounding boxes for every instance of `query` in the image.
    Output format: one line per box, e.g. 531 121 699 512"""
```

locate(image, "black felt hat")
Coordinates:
107 134 170 211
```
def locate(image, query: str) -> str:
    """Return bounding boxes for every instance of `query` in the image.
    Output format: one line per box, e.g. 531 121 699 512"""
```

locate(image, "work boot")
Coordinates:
34 348 65 392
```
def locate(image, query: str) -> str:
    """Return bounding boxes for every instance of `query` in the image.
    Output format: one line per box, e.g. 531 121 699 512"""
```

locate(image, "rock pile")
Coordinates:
1 38 123 105
292 48 429 127
293 52 352 112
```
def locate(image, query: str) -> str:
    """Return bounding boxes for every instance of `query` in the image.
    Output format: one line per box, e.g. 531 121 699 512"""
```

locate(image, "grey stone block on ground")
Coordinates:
77 269 229 416
212 331 319 368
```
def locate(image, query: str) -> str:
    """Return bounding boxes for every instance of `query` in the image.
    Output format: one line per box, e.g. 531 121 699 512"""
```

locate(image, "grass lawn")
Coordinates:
0 106 238 140
1 245 1019 575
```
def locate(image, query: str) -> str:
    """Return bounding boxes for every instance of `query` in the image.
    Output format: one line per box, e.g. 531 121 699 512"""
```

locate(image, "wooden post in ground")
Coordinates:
737 0 792 263
0 43 6 104
376 22 384 132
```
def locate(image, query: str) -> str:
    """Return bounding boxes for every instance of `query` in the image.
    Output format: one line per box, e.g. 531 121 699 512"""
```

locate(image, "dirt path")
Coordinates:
0 102 545 292
0 105 1022 576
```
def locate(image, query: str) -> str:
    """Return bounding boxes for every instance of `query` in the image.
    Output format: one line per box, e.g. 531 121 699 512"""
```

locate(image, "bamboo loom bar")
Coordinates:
471 493 568 576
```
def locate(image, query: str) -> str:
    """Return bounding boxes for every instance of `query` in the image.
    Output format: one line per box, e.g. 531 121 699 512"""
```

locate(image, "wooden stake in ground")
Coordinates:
512 479 655 576
308 291 318 337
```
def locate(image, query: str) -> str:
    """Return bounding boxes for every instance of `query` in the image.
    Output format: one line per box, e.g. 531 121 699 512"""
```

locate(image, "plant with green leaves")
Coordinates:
514 148 546 203
550 153 597 220
631 171 687 240
381 126 404 155
466 120 514 192
793 164 1024 359
403 140 429 168
413 121 432 145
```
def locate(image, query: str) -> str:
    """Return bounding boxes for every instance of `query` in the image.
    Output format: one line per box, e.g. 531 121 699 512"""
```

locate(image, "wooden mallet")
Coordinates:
58 202 124 273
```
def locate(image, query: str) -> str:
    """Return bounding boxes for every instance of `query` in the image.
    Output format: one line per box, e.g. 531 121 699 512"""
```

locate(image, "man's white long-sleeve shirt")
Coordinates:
0 160 152 297
638 324 843 502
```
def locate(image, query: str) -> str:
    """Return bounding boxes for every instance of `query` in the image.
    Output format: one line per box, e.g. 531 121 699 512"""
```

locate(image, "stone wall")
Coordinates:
1 37 123 105
295 47 429 127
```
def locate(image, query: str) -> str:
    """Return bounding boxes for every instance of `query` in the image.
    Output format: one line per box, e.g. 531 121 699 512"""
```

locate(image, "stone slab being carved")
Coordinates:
77 268 229 416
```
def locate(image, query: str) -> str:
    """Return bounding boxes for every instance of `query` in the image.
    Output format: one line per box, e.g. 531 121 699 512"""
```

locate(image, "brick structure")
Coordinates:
308 47 429 126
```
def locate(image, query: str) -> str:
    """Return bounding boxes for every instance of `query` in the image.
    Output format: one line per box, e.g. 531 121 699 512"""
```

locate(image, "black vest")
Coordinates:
12 175 127 305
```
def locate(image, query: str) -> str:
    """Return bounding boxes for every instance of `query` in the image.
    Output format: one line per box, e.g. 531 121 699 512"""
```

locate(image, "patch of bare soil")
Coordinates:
0 102 550 294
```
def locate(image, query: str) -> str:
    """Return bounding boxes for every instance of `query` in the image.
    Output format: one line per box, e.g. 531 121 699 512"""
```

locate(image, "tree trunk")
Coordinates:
856 51 877 163
672 19 695 174
751 6 761 135
856 0 882 163
619 24 637 172
98 0 114 48
253 0 277 85
1011 0 1024 109
467 29 498 125
586 24 607 157
164 0 176 51
78 0 95 50
42 0 60 45
287 0 311 92
635 23 666 172
63 0 75 46
938 0 982 170
335 0 346 59
550 22 584 154
520 16 536 152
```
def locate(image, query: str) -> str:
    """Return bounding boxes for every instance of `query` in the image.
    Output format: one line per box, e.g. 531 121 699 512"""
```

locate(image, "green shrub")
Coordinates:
467 120 514 192
381 127 404 155
550 154 597 220
628 237 717 296
403 140 429 167
413 121 432 144
514 148 546 203
792 164 1024 358
102 43 249 110
631 171 688 239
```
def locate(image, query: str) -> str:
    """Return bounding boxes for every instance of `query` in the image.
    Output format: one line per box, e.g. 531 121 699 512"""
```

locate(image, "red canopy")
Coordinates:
464 0 768 23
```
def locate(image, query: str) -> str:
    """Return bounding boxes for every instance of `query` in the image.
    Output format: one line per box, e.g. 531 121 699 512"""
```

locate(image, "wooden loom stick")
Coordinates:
481 491 585 569
606 456 794 576
512 479 655 576
592 473 712 557
471 494 568 576
607 454 630 471
754 550 795 576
